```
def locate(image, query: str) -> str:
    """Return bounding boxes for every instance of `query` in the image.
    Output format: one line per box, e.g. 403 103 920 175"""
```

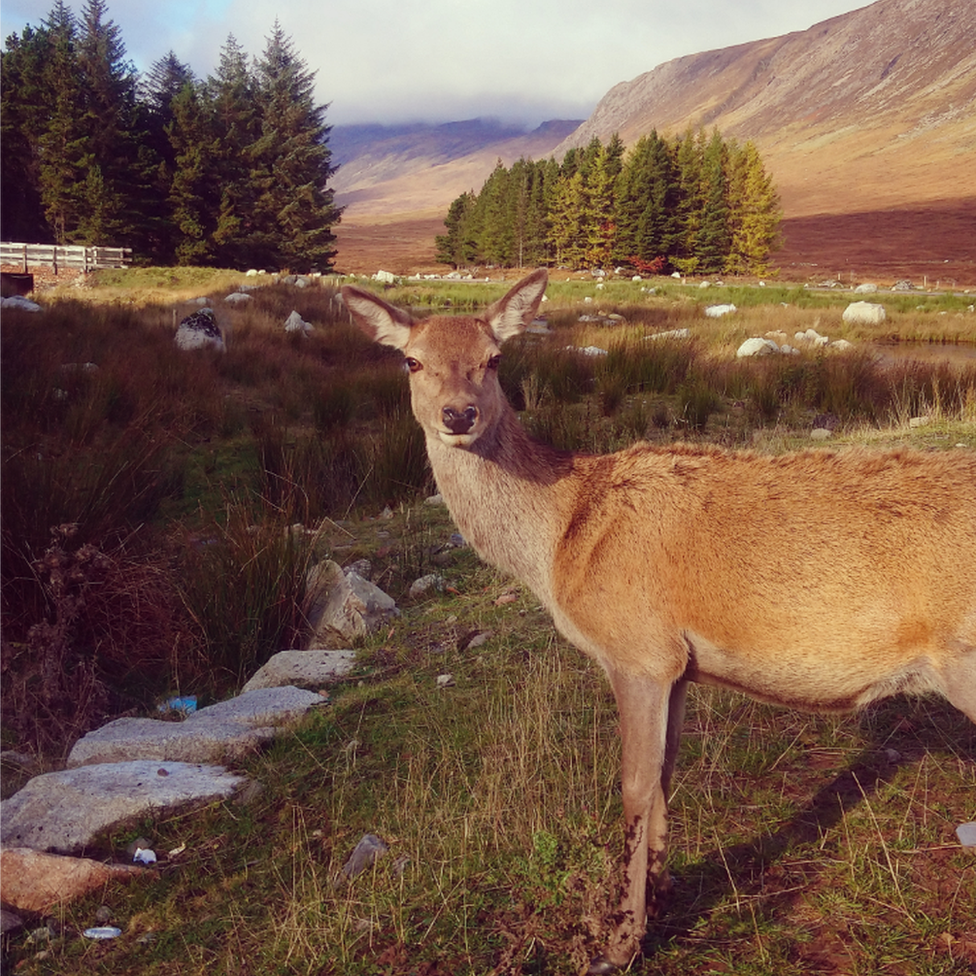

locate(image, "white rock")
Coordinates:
646 328 690 340
854 283 878 293
1 295 42 311
956 822 976 847
705 303 736 318
284 310 312 334
842 301 886 326
374 270 397 283
223 292 252 304
830 339 854 351
736 337 778 358
810 428 833 440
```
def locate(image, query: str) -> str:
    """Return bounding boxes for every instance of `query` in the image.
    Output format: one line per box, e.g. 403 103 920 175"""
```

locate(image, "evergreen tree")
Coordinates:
476 161 512 266
246 20 340 271
672 128 704 274
1 21 55 240
697 128 730 274
726 140 782 274
435 191 478 267
548 170 586 269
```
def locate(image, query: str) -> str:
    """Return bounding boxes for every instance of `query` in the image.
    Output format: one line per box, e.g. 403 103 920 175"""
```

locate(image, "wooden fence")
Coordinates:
0 242 131 273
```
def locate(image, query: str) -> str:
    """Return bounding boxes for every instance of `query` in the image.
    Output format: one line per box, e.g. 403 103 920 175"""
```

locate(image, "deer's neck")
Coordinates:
425 410 573 603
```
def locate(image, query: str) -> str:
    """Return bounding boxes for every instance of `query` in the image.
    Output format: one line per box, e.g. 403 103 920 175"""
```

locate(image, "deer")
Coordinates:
342 269 976 974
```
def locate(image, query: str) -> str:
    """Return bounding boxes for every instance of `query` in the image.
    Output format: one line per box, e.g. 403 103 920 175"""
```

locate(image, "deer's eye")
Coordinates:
487 355 502 370
404 357 422 373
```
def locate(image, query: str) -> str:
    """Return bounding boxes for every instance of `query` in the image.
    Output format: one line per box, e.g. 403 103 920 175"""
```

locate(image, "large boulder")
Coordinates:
305 561 400 646
0 848 145 913
842 301 886 326
175 308 224 351
242 650 357 691
0 761 247 854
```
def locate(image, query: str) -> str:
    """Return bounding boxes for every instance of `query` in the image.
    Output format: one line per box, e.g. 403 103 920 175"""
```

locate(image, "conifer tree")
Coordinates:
246 21 340 271
726 140 782 274
435 191 478 267
697 128 730 274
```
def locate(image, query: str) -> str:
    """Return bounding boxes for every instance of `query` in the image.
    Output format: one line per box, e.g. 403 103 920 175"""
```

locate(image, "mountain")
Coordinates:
332 0 976 281
553 0 975 217
331 119 583 214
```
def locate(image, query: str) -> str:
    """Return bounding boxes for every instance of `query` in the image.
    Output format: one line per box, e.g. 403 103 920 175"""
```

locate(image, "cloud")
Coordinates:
1 0 864 126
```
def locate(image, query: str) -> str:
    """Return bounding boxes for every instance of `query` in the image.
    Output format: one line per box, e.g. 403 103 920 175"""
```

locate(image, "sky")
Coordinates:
1 0 870 128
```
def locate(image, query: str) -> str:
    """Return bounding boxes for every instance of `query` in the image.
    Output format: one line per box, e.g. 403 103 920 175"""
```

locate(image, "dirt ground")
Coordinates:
333 197 976 289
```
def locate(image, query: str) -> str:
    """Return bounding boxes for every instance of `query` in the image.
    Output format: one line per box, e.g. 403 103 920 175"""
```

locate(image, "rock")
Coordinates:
65 687 325 767
284 310 312 334
1 907 24 935
242 650 357 691
305 560 399 646
409 574 445 599
956 822 976 847
842 301 886 326
66 717 276 767
340 833 388 880
223 292 252 305
374 270 397 284
810 428 833 440
830 338 855 351
175 308 224 352
0 848 145 914
424 494 445 505
736 337 778 358
435 673 455 688
646 328 690 340
854 283 878 293
892 279 914 292
1 295 42 311
909 415 931 428
794 328 829 346
566 345 608 357
0 761 247 854
704 303 736 318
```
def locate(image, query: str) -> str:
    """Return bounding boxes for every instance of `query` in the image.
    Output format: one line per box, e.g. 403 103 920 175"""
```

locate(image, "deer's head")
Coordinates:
343 270 548 449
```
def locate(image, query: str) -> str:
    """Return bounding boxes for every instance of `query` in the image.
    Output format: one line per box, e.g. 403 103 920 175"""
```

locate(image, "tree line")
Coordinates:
436 129 782 276
1 0 340 271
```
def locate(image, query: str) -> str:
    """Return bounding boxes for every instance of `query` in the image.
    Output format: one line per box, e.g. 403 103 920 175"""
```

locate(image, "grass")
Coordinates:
2 267 975 974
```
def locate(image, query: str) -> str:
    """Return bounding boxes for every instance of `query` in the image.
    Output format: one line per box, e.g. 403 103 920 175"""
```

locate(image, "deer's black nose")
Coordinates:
442 405 478 434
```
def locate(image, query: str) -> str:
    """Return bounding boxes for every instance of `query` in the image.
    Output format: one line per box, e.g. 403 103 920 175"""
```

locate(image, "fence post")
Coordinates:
21 244 28 273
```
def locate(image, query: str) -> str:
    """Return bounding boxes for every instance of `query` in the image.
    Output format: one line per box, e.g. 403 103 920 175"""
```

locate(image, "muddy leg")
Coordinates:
588 669 678 974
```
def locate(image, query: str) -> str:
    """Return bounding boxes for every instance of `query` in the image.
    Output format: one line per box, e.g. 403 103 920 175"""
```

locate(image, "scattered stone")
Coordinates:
174 308 224 352
374 270 397 284
842 301 886 326
424 493 445 506
956 822 976 847
794 328 829 346
284 310 312 334
409 574 445 599
436 673 456 688
810 428 833 441
646 328 689 340
223 292 252 305
854 283 878 293
305 560 399 646
566 345 608 357
242 650 357 691
830 338 855 351
187 685 327 728
909 416 932 428
0 848 148 914
736 337 778 358
892 279 914 291
1 295 42 311
343 558 372 579
0 761 248 854
340 833 388 880
704 303 736 318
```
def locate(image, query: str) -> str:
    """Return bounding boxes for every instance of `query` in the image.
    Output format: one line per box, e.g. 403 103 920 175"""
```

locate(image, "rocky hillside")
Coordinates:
332 0 975 279
555 0 975 217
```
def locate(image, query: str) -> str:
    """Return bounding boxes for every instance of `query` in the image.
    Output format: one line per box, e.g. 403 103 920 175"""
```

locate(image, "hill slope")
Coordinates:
333 0 976 282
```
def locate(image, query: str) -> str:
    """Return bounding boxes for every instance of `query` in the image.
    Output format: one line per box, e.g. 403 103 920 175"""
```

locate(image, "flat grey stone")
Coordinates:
185 685 326 727
0 761 246 854
242 650 357 692
66 717 276 768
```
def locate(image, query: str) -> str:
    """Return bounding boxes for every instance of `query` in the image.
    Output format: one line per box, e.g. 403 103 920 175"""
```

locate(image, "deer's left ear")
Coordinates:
485 269 548 342
342 286 414 350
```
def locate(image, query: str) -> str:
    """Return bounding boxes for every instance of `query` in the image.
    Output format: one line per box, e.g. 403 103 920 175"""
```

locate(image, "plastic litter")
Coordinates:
133 847 157 865
158 695 197 715
83 927 122 940
340 833 388 880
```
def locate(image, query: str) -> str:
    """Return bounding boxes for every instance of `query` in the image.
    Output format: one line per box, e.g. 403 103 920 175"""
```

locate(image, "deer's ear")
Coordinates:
484 269 548 342
341 286 414 350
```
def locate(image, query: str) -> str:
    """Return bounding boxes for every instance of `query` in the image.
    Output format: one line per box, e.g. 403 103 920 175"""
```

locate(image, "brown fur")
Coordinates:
342 270 976 973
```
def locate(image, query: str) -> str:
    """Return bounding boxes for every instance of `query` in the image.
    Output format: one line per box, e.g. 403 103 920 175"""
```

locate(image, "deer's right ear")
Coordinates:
341 286 414 351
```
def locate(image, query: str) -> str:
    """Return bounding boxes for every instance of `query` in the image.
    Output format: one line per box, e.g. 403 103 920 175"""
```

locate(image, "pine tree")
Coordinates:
435 191 478 267
672 128 704 274
548 170 586 269
246 21 340 271
726 140 781 274
697 128 730 274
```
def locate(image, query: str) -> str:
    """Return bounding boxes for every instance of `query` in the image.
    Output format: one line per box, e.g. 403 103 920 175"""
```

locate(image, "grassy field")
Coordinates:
2 269 974 974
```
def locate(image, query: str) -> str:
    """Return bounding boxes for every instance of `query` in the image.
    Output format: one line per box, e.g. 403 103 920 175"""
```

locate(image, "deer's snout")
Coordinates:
442 405 478 435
